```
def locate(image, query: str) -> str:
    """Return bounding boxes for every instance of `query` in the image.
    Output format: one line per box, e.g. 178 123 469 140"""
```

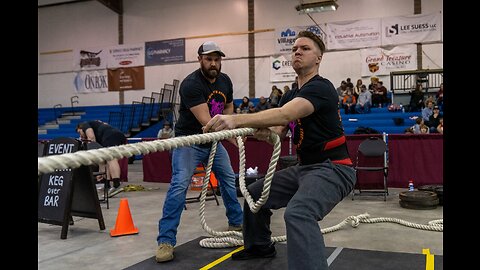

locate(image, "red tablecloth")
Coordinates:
387 134 443 187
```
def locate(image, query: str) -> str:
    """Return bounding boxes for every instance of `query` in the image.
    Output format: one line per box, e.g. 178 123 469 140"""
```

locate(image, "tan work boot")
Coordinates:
228 224 243 231
155 243 174 262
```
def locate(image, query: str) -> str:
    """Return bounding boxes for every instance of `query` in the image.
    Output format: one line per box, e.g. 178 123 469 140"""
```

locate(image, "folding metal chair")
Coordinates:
84 141 110 209
352 136 389 201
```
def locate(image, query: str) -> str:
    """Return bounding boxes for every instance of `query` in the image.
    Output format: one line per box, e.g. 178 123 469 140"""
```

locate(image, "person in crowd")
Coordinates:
157 121 175 139
204 30 356 270
255 96 271 112
269 85 283 108
427 105 442 133
436 83 444 111
422 100 434 124
76 120 126 196
342 87 356 114
412 117 425 134
368 76 378 91
155 41 243 263
353 79 363 100
283 85 291 95
409 83 425 112
437 117 443 134
345 77 354 89
372 81 387 108
336 80 347 103
247 102 256 113
355 84 372 114
420 123 430 134
239 96 252 114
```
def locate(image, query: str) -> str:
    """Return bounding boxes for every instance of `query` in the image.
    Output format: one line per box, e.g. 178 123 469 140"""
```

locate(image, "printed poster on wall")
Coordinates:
274 25 325 54
107 67 145 91
325 18 381 50
360 45 417 77
73 70 108 93
145 38 185 66
270 55 296 82
382 12 442 46
73 46 108 71
107 43 145 68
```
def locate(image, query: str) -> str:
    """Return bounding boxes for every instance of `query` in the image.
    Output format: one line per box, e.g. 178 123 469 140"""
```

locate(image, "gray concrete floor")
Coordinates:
38 160 443 269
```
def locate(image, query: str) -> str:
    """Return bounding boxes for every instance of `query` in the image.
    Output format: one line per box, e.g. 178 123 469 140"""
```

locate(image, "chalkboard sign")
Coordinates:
38 137 105 239
38 169 74 222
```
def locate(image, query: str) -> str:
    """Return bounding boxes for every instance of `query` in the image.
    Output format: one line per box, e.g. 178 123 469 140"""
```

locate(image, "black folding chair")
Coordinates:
84 141 110 209
352 137 389 201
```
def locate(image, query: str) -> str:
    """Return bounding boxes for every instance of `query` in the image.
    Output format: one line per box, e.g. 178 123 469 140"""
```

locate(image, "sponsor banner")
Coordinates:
73 46 108 71
107 43 145 68
73 70 109 93
275 25 325 54
382 12 442 45
107 66 145 91
360 45 417 76
325 18 381 50
145 38 185 66
270 55 296 82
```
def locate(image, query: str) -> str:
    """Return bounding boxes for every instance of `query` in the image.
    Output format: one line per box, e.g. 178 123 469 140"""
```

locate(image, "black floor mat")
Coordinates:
124 237 442 270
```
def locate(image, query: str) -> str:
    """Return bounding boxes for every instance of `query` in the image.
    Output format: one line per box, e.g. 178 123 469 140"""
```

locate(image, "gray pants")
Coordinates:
243 160 356 270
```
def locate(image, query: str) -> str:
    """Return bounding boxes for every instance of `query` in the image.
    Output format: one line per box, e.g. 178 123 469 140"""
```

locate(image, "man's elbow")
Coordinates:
277 109 295 126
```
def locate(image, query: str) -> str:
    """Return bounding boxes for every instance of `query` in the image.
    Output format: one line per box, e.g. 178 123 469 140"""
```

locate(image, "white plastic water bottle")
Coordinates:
408 179 414 191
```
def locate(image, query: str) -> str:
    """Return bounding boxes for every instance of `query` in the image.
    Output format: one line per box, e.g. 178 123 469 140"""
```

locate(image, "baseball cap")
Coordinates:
433 105 439 109
198 41 225 57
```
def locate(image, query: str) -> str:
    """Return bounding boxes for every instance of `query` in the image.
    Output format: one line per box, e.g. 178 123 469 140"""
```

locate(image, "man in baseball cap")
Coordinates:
198 41 225 57
155 38 243 263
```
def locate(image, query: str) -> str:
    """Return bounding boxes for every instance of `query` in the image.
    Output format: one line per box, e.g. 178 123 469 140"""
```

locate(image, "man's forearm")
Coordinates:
235 107 291 128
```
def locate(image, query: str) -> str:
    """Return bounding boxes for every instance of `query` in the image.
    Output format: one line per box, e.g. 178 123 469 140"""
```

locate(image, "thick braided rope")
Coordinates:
198 140 243 247
38 128 256 175
199 132 282 248
356 215 443 232
200 211 443 248
237 131 282 213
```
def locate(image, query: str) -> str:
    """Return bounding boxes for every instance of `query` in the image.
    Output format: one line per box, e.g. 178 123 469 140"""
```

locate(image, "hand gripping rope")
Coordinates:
38 128 442 248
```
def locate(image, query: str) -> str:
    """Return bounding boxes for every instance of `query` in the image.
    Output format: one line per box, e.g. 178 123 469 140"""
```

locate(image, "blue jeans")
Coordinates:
157 142 243 246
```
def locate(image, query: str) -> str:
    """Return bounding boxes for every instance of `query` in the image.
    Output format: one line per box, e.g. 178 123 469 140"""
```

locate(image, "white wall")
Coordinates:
38 0 120 106
38 0 443 108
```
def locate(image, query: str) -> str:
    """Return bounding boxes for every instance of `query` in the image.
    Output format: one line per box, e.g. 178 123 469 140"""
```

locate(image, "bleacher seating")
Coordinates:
340 107 419 134
38 99 426 141
38 104 173 141
38 105 121 141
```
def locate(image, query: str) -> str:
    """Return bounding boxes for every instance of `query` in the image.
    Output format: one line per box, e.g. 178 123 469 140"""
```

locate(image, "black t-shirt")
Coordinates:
279 75 351 165
175 69 233 138
79 120 120 146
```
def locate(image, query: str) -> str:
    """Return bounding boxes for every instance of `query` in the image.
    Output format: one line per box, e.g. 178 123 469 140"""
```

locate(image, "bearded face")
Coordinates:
199 54 222 79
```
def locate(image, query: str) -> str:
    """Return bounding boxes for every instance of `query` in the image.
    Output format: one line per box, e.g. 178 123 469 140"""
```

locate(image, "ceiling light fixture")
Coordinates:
295 1 339 14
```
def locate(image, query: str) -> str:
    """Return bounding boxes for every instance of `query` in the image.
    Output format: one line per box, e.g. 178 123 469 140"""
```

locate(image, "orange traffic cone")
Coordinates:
110 198 139 237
